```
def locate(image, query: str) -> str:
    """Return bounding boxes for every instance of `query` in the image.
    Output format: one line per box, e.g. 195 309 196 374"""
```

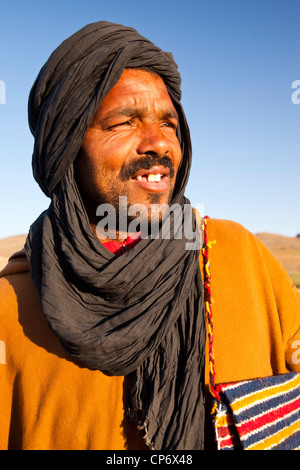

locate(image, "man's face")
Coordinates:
75 68 182 229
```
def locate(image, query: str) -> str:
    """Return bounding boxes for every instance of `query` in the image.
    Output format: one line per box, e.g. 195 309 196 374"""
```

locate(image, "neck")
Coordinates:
90 223 136 244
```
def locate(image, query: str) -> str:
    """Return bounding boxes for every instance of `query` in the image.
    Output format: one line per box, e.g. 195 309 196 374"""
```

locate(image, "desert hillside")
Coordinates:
255 232 300 288
0 232 300 287
0 234 27 271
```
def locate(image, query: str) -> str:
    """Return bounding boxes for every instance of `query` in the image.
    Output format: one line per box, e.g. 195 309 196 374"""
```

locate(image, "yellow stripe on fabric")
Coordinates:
230 374 300 414
247 417 300 450
215 413 234 428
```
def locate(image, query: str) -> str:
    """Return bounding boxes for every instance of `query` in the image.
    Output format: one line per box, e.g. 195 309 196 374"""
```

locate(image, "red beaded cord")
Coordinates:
202 216 220 401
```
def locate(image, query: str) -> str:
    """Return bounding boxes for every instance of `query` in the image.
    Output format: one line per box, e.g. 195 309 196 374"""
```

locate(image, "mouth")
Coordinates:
130 166 170 193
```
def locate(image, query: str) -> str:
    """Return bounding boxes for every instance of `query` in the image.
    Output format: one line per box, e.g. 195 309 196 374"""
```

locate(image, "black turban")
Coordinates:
28 21 190 201
25 21 206 450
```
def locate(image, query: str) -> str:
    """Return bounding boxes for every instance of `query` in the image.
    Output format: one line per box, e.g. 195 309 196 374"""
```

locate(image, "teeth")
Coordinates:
136 174 162 182
148 174 161 182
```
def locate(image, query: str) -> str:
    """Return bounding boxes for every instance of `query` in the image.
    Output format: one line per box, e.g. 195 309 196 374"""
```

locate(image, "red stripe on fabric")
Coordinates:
218 432 240 449
216 382 238 393
217 423 237 439
237 395 300 436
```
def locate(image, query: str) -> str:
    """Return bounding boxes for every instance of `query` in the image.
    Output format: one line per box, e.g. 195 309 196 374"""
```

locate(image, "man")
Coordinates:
0 21 299 451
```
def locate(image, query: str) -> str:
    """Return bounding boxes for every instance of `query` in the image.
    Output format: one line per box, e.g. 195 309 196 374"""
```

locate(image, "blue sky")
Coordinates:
0 0 299 239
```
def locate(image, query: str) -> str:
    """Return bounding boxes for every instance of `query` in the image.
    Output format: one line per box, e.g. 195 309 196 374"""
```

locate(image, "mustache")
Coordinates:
119 155 175 181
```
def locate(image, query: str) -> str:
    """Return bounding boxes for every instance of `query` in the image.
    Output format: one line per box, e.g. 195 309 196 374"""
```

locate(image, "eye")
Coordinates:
107 119 134 130
162 120 177 130
118 120 132 126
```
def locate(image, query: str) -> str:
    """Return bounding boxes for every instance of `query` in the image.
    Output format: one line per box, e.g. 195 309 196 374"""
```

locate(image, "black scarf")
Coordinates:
25 21 206 450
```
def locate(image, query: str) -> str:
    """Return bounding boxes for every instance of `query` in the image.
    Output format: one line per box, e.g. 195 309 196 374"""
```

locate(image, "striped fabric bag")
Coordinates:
202 216 300 451
213 372 300 450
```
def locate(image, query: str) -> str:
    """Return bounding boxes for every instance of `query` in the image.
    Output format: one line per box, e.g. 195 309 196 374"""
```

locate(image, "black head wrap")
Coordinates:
25 21 206 450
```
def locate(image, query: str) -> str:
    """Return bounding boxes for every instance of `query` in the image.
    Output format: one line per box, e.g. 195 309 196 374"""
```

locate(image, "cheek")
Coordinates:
82 133 133 174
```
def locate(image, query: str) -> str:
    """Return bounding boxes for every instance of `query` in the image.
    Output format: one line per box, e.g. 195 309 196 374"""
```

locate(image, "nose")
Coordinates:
136 123 170 158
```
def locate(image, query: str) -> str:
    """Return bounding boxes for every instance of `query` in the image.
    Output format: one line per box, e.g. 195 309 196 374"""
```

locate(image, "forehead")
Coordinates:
96 68 177 116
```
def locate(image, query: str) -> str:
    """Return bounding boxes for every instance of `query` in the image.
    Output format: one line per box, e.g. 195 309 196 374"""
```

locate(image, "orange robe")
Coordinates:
0 218 299 450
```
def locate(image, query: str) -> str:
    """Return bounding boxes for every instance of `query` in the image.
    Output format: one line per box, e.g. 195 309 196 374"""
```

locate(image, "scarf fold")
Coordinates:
25 21 206 450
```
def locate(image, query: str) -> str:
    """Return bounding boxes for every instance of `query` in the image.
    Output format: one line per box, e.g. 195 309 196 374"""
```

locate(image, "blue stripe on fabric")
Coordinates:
230 385 300 424
220 372 299 404
271 428 300 450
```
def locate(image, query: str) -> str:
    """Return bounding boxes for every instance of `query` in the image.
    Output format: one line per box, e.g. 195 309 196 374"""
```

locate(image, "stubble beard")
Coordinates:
103 184 173 236
97 155 176 234
77 154 176 239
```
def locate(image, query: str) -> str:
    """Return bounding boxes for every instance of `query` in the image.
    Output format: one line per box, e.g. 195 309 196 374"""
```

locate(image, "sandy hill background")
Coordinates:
255 232 300 288
0 231 300 287
0 235 27 271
